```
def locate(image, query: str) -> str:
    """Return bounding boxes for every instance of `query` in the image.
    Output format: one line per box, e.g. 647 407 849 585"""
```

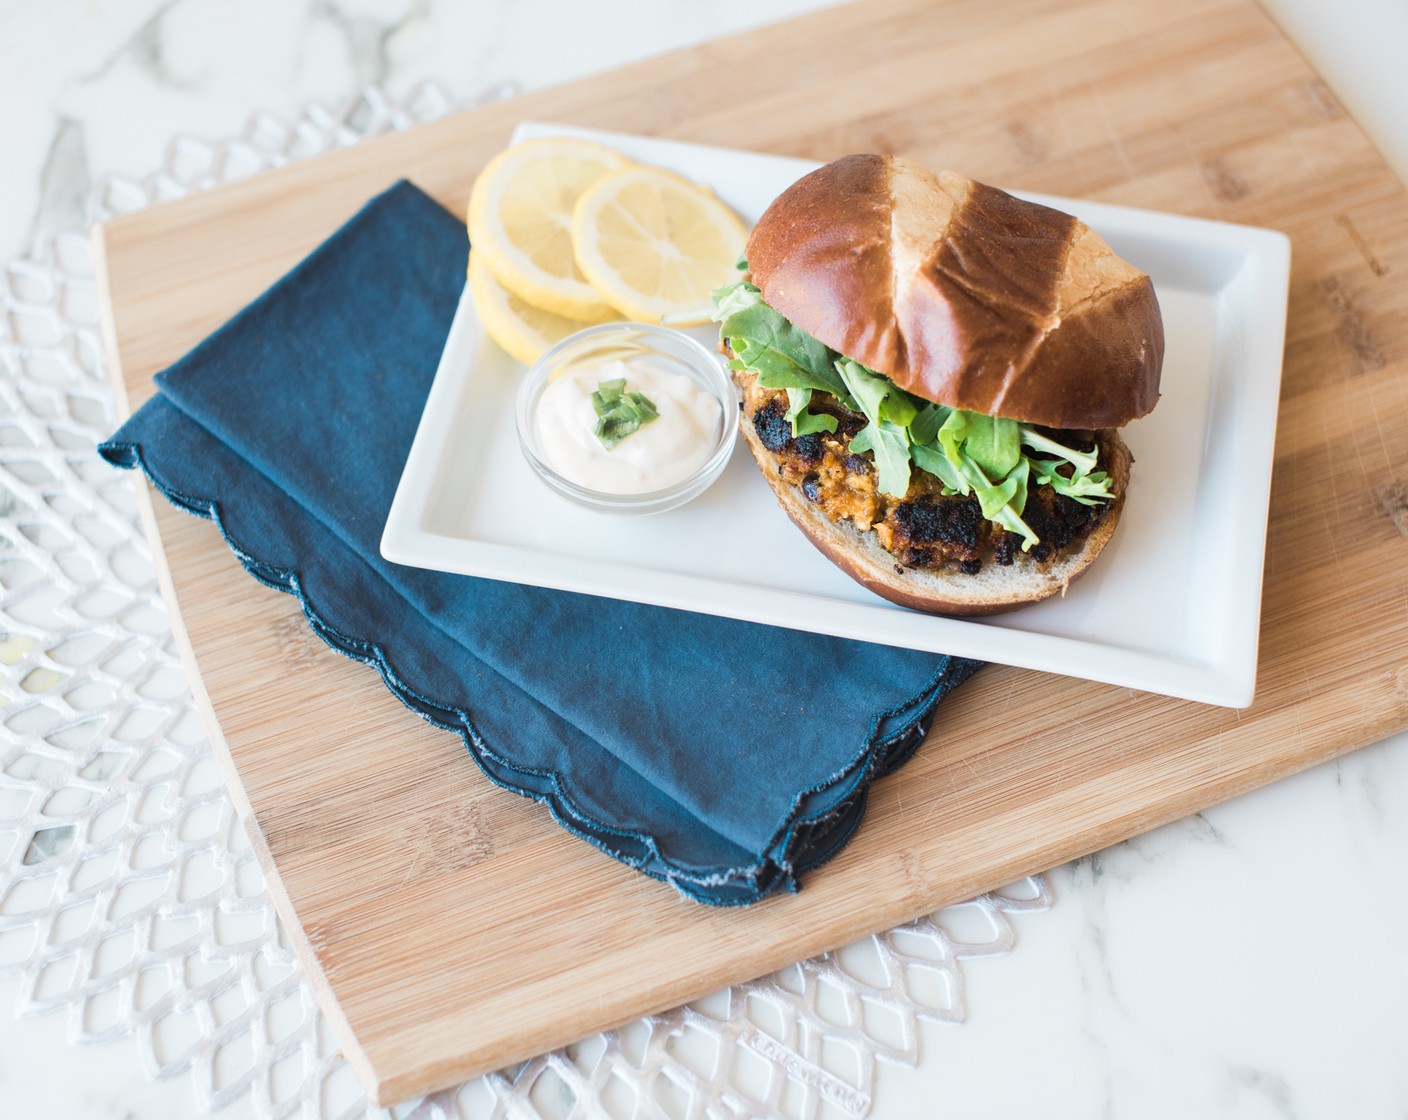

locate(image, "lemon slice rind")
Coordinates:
468 250 605 366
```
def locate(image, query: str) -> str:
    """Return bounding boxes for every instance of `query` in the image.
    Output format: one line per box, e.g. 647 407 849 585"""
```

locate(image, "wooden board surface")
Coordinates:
95 0 1408 1104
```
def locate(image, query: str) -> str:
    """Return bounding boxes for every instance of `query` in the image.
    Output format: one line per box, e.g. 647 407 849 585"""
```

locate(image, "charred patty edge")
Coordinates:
741 379 1115 577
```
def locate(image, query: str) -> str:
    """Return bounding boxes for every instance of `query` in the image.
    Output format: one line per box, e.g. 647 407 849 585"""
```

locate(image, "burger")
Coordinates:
711 154 1164 615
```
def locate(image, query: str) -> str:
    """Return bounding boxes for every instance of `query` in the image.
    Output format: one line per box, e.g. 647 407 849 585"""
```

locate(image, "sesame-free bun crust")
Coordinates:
746 155 1164 430
736 398 1133 615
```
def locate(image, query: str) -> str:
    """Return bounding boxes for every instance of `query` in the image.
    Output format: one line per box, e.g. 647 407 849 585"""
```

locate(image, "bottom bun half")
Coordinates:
737 409 1133 617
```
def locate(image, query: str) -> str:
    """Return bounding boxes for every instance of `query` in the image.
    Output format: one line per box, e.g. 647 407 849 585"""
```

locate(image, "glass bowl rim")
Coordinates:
513 321 738 512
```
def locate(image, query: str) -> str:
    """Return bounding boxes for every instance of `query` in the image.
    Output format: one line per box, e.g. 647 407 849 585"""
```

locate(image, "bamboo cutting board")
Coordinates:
96 0 1408 1105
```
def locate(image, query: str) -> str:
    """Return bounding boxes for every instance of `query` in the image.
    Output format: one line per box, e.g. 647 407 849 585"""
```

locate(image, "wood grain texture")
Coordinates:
95 0 1408 1104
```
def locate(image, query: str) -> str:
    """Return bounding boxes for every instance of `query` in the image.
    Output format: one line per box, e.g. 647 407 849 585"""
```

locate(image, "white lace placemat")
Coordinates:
0 84 1050 1119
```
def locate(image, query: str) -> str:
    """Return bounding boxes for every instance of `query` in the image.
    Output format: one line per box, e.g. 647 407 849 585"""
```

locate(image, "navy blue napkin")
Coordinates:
99 181 981 905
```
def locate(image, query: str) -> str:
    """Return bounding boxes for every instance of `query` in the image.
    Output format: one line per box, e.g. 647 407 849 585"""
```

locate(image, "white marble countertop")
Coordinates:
2 1 1406 1117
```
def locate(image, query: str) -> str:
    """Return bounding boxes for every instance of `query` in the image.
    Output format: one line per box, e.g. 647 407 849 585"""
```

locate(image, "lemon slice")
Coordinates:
467 137 630 321
468 250 607 365
571 165 748 325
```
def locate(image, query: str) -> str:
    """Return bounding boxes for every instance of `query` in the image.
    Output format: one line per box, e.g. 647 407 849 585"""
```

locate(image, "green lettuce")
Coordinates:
711 280 1113 551
784 388 838 436
836 359 918 497
712 282 849 401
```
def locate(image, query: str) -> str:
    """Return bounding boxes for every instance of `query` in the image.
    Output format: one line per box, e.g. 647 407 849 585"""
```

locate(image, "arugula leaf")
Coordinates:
910 441 964 494
1021 428 1099 477
1023 429 1114 507
936 410 974 482
836 359 919 427
977 459 1039 548
961 412 1022 478
837 360 928 497
711 282 849 400
909 402 952 447
1032 460 1113 505
850 420 913 498
711 280 763 319
975 473 1019 519
785 388 838 436
1008 454 1031 515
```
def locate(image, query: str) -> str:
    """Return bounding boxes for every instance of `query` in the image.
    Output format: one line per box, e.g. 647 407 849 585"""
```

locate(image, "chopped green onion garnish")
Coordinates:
593 379 660 450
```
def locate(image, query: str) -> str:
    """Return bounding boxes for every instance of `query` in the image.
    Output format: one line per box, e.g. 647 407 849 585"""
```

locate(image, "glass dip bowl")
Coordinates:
515 322 738 515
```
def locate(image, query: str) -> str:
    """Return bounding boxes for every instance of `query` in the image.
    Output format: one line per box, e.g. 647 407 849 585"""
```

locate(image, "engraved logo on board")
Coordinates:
743 1030 871 1115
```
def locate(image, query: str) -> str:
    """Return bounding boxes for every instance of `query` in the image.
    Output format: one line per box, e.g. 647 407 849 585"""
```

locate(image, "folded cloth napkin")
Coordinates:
99 180 982 905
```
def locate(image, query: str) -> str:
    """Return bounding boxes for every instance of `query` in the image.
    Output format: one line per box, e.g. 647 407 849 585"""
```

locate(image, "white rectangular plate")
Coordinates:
382 122 1291 708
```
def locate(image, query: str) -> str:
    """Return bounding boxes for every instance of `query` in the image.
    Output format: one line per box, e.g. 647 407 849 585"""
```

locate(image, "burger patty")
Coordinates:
742 380 1111 575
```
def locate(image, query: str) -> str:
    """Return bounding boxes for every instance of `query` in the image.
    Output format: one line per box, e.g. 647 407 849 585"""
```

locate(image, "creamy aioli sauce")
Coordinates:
536 359 722 494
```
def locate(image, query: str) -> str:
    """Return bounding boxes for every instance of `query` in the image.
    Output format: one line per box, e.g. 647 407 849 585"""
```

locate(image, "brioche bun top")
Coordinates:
745 154 1164 430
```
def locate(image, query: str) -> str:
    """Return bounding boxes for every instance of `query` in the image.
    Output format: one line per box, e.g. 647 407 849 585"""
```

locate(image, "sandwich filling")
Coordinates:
713 278 1118 576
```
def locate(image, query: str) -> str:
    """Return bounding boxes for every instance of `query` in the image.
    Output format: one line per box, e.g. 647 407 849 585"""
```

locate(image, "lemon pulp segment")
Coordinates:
571 165 748 325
